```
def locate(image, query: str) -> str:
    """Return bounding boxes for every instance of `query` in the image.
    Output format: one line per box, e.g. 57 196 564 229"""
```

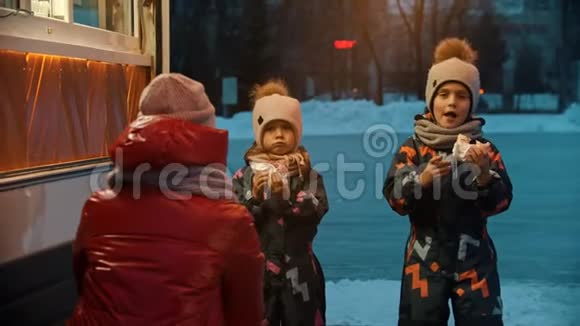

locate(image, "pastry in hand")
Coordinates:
452 134 472 161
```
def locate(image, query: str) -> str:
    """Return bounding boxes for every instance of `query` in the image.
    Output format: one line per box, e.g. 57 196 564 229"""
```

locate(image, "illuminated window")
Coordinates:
0 49 149 173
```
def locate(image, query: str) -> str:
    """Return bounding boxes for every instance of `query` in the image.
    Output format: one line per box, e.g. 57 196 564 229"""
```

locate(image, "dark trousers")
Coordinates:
398 260 503 326
264 255 326 326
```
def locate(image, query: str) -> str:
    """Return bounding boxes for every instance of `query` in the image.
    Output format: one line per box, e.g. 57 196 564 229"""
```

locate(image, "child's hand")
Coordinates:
269 173 284 196
465 142 492 186
419 156 452 188
252 173 269 199
252 173 285 199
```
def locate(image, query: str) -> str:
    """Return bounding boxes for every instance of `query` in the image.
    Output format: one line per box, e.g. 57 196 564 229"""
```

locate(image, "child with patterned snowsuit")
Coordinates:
233 80 329 326
383 38 513 326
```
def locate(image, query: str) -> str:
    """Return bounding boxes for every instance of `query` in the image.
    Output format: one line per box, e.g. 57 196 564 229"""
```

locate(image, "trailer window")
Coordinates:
0 49 149 174
74 0 137 36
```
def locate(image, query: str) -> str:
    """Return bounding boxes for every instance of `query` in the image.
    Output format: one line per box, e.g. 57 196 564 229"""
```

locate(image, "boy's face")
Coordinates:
432 82 471 129
262 120 296 155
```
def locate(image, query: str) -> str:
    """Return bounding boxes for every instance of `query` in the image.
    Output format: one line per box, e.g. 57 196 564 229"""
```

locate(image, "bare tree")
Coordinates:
396 0 425 98
439 0 469 41
353 0 384 105
396 0 469 98
431 0 438 49
558 0 574 113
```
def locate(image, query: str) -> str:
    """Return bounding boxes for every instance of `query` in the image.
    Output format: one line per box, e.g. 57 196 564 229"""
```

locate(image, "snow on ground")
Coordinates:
325 279 580 326
217 100 580 139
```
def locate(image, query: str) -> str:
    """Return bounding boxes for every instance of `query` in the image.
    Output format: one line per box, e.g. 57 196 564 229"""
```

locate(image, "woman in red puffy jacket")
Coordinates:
68 74 264 326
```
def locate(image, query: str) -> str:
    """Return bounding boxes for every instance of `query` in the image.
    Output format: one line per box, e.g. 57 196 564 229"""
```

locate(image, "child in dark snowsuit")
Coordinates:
384 38 513 326
233 80 329 326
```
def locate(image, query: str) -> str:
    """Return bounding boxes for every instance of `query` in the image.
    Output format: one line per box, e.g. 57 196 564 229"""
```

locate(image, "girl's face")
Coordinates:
432 82 471 129
262 120 296 155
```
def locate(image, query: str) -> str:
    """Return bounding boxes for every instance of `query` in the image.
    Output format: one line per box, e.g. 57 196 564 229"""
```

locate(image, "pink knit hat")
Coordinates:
138 73 216 127
252 94 302 151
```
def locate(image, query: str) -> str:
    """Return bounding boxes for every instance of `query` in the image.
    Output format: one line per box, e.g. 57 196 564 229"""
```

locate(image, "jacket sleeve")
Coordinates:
476 142 513 217
222 210 265 326
286 170 329 226
383 137 425 216
232 167 266 226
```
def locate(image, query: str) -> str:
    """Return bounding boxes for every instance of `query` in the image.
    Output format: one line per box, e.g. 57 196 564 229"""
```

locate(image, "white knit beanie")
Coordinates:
138 73 216 127
425 38 480 115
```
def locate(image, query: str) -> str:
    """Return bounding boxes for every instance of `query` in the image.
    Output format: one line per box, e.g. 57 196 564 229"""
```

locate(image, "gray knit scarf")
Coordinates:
413 115 485 150
108 165 236 201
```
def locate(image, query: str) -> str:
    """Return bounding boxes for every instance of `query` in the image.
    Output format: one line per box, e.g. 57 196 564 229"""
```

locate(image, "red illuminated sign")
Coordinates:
334 40 357 50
